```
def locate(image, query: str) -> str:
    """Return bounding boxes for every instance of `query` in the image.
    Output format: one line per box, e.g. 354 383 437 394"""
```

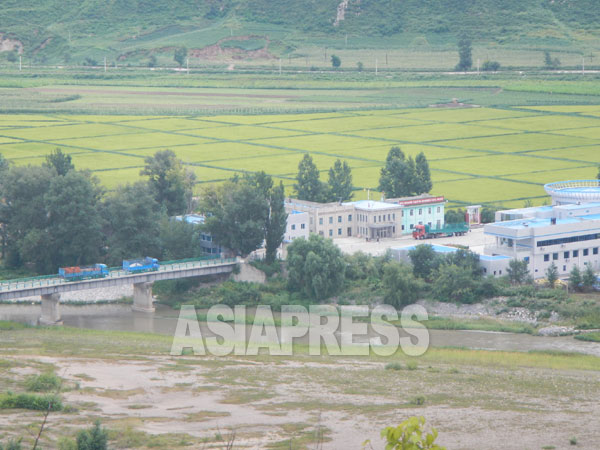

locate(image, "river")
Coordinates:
1 303 599 357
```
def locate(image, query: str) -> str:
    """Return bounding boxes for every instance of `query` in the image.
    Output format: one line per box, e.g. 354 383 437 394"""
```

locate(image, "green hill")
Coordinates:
1 0 599 67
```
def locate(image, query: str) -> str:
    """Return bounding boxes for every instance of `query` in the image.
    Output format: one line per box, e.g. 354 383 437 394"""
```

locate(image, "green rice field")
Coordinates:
1 104 599 208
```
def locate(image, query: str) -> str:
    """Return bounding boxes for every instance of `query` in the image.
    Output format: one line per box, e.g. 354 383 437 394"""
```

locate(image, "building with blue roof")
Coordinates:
485 201 600 278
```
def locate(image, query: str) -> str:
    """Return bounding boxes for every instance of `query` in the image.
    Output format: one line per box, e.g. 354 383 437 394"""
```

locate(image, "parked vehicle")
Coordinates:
59 264 108 281
123 257 159 273
412 222 469 240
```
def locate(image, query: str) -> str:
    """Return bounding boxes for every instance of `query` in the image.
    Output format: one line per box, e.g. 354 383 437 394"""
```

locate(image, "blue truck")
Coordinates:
123 257 160 274
59 264 108 281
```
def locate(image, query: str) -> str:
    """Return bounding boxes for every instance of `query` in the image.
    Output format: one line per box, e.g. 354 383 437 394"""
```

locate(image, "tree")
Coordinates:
76 420 107 450
44 148 74 176
174 47 187 67
408 244 442 280
357 61 363 72
546 262 559 289
445 209 465 224
158 218 202 260
141 150 195 216
378 147 419 198
147 55 157 67
414 152 432 194
379 416 445 450
582 264 597 292
481 60 500 71
544 51 560 69
264 181 287 263
445 249 482 278
6 51 17 63
331 54 341 68
455 36 472 71
433 263 479 303
480 206 499 224
569 265 582 292
102 182 163 264
287 234 345 300
294 154 326 202
327 159 353 202
597 165 600 180
507 259 530 285
382 262 422 308
202 175 268 257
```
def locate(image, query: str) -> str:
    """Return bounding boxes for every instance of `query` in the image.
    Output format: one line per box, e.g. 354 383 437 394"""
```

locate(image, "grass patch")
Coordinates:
0 391 62 411
24 371 62 392
574 332 600 342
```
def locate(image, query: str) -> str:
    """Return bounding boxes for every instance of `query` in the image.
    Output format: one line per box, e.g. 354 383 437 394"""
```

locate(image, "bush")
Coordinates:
385 362 403 371
410 395 425 405
0 439 22 450
0 392 62 411
25 372 61 392
77 421 108 450
481 60 500 71
406 361 418 371
217 281 262 306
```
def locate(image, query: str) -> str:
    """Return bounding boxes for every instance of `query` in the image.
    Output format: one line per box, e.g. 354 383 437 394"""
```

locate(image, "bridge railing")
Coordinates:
0 257 238 292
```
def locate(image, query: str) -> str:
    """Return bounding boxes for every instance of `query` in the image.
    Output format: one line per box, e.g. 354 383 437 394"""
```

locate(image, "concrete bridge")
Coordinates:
0 258 238 325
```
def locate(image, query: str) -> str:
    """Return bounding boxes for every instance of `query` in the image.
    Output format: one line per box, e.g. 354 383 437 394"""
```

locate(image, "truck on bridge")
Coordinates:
123 257 160 273
412 222 469 240
59 264 109 281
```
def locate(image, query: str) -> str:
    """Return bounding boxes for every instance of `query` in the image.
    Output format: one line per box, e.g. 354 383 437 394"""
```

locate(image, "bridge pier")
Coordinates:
132 282 155 313
39 293 62 326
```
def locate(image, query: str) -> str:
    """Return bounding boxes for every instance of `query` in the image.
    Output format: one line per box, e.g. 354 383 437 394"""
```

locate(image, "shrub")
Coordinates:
0 392 62 411
410 395 425 405
385 362 403 371
77 421 108 450
25 372 61 392
481 60 500 71
569 437 577 445
406 361 418 371
378 416 445 449
0 439 22 450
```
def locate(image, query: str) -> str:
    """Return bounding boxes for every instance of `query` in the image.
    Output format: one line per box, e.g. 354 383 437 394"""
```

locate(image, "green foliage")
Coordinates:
24 372 61 392
141 149 194 216
294 154 327 202
569 265 582 291
433 263 479 303
331 54 341 68
287 234 345 301
546 263 559 288
158 218 202 260
544 51 560 69
455 36 472 71
265 181 287 263
76 421 108 450
507 259 530 285
357 61 364 71
444 209 465 225
0 392 62 411
408 245 442 280
581 264 596 292
377 416 445 450
382 261 422 307
174 47 187 68
414 152 432 194
327 159 353 202
481 60 500 71
0 438 22 450
575 332 600 342
44 148 74 175
385 362 404 371
103 182 163 264
480 206 500 224
379 148 432 198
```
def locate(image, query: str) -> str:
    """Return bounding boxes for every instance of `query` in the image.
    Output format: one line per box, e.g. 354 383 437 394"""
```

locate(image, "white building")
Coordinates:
284 210 309 242
484 202 600 278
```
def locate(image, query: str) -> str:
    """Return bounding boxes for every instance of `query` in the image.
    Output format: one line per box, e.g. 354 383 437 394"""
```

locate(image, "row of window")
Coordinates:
543 247 599 262
537 233 600 248
319 214 353 225
319 227 353 237
290 223 306 231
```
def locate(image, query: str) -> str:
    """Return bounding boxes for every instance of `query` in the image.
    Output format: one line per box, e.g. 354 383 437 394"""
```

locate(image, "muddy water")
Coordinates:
1 303 599 356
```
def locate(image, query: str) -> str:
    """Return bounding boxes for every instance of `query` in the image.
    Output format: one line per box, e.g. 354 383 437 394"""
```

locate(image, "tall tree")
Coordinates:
382 261 422 308
159 218 202 260
327 159 353 202
546 262 559 289
569 265 582 292
507 259 530 285
582 264 597 292
414 152 432 193
287 234 345 301
44 148 74 176
141 150 195 216
378 147 419 198
597 165 600 180
102 182 163 264
294 154 326 202
455 35 472 71
265 181 287 263
174 47 187 67
408 244 443 281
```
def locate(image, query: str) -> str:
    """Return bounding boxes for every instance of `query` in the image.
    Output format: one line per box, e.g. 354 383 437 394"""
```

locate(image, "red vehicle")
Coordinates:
412 223 468 240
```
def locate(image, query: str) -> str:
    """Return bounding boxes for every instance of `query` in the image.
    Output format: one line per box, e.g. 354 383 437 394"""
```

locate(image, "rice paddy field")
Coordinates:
1 101 599 208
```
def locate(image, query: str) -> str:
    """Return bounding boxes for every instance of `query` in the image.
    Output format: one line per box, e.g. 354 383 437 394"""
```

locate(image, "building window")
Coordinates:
402 225 405 230
573 250 579 257
552 253 558 261
329 230 333 237
392 226 395 233
348 214 352 221
388 214 391 221
379 215 382 221
301 223 305 229
319 231 323 236
584 249 589 256
594 247 599 255
564 251 569 259
329 217 333 224
347 227 352 236
393 213 395 220
374 216 376 223
563 265 567 272
524 257 529 263
419 208 422 215
410 224 414 229
338 228 342 235
410 210 413 216
338 215 342 223
544 254 549 262
319 218 323 225
291 224 296 230
428 208 432 214
437 207 441 213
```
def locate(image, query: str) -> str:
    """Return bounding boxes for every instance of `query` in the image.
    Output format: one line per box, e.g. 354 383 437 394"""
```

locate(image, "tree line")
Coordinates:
294 146 433 203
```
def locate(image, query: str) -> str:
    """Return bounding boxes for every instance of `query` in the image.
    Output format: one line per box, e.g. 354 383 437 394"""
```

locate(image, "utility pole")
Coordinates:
279 58 282 75
582 55 585 75
104 56 107 72
19 55 22 71
375 58 378 75
186 57 189 74
477 58 480 75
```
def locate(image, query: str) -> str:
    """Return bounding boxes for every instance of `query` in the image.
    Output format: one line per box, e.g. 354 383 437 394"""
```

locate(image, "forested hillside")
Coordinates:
0 0 598 65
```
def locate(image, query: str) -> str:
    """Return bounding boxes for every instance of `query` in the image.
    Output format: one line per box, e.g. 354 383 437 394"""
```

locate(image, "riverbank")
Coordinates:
0 325 599 449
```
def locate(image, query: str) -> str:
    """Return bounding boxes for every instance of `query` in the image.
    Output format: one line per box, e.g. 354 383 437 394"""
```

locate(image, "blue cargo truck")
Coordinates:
123 257 159 274
59 264 108 281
